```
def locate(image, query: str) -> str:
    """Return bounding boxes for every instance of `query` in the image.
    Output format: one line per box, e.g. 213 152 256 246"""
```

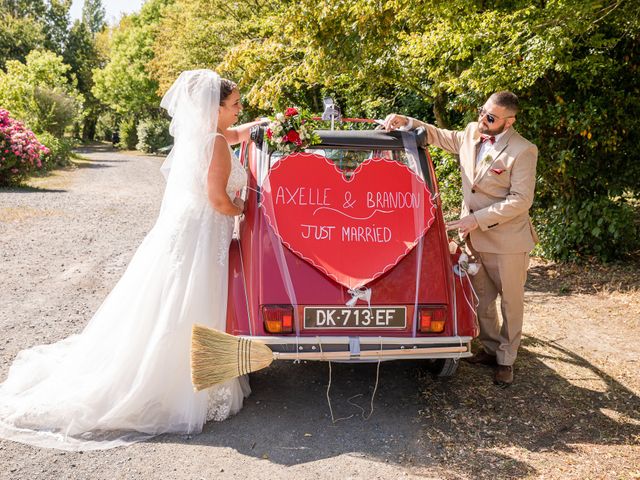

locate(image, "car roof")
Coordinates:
315 128 427 149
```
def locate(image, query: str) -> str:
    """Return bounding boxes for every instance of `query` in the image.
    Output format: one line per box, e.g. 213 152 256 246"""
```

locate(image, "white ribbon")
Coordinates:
454 252 480 277
346 287 372 307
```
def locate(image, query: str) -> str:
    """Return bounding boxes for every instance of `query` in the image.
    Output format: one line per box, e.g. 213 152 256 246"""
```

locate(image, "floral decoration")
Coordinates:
0 109 50 185
265 107 320 154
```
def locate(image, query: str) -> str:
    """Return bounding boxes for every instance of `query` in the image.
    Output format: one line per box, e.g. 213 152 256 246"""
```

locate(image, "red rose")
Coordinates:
285 129 300 144
284 107 299 117
266 128 273 139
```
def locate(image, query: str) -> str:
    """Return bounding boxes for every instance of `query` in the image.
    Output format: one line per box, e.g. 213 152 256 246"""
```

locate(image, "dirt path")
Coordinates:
0 145 638 479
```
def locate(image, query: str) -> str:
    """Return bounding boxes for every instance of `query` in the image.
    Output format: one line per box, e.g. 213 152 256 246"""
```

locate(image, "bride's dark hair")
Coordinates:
220 79 237 105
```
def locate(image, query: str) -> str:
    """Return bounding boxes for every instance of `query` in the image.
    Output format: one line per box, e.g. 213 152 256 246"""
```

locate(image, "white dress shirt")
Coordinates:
477 129 507 166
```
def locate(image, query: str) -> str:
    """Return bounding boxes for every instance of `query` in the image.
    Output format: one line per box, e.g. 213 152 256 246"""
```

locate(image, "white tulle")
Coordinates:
0 70 249 451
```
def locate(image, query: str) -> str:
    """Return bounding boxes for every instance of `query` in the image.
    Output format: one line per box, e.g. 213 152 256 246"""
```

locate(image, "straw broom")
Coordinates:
191 325 353 391
191 324 274 391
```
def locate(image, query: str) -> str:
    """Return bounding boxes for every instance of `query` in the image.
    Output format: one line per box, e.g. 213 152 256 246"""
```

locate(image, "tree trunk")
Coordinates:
82 116 97 141
432 92 451 129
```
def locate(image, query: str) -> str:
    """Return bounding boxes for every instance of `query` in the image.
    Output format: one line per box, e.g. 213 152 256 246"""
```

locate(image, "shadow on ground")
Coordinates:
74 143 118 154
527 259 640 294
0 184 67 193
73 161 113 169
154 337 639 478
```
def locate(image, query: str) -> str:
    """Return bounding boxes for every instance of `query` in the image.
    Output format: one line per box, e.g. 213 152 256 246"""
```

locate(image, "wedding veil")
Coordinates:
159 69 221 195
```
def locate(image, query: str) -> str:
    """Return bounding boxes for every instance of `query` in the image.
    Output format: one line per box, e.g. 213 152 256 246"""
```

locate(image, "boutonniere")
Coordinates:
483 154 493 165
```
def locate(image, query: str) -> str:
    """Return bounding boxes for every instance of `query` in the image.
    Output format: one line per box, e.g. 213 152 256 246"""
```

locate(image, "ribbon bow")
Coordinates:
480 134 496 144
346 287 372 308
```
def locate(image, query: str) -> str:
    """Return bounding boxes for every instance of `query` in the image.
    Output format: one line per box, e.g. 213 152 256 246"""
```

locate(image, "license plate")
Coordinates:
304 307 406 329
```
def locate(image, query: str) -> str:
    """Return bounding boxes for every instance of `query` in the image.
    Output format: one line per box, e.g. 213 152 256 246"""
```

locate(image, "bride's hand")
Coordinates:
233 197 245 215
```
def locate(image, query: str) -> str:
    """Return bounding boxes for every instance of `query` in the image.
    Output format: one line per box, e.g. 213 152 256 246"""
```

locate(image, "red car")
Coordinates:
226 126 478 377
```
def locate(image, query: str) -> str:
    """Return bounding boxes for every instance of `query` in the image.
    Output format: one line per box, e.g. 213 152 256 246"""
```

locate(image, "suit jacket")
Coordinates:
425 122 538 254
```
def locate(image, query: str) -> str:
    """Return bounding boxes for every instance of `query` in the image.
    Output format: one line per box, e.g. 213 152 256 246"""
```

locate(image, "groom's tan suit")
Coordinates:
425 122 538 366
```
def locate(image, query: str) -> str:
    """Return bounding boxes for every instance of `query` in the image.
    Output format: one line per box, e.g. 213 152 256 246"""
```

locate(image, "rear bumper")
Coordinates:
239 335 472 362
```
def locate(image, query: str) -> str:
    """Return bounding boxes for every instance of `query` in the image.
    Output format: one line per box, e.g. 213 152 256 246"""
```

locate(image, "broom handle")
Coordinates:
272 346 467 361
359 346 467 357
272 352 352 361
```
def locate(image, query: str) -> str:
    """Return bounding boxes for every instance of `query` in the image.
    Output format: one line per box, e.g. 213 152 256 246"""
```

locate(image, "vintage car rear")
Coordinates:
226 127 478 376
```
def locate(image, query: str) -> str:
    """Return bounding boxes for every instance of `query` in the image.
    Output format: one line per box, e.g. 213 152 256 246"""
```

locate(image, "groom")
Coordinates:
385 91 538 386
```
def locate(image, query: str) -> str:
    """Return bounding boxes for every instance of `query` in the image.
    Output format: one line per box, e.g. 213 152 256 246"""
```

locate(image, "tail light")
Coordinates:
418 306 446 333
262 305 294 334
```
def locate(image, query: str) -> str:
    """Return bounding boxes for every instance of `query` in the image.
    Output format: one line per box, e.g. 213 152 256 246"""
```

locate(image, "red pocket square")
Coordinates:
491 168 505 175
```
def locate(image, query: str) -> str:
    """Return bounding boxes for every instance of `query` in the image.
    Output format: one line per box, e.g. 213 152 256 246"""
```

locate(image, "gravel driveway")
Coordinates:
0 145 638 479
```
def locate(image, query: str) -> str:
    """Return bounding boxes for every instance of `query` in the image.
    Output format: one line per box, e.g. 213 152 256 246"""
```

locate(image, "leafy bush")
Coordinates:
136 117 170 153
117 117 137 150
430 148 462 223
0 50 83 136
534 196 638 262
35 131 75 169
32 86 82 137
0 108 49 185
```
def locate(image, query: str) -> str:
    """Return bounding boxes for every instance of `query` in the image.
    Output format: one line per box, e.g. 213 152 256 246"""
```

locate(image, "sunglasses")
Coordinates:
477 107 514 124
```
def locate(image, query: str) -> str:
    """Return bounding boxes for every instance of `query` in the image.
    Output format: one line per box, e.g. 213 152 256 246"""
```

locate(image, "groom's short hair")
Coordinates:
491 91 519 115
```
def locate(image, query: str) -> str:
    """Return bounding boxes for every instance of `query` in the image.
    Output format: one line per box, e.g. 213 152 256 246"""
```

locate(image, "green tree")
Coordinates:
82 0 105 35
92 0 172 116
0 0 48 17
43 0 71 55
151 0 270 95
0 0 71 58
0 12 46 69
64 19 103 139
214 0 434 120
0 49 83 136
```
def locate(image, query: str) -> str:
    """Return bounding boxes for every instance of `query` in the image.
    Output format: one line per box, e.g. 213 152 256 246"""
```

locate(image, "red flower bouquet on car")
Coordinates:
265 107 320 154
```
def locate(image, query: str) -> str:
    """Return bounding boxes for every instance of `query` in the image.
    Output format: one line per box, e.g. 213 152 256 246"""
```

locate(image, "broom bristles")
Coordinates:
191 324 274 391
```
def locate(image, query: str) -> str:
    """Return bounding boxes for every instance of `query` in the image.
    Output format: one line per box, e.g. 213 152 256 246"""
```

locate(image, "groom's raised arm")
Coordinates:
422 123 464 155
384 114 463 155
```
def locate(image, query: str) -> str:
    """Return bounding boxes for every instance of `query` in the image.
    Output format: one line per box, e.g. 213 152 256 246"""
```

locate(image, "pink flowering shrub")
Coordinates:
0 108 50 186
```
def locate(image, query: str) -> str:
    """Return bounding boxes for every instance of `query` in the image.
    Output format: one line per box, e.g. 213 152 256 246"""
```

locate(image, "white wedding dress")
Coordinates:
0 70 250 451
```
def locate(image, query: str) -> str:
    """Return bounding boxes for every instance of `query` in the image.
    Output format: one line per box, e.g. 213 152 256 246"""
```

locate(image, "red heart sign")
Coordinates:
261 153 436 289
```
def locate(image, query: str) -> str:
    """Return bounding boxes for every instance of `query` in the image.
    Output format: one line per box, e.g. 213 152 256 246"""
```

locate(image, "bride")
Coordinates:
0 70 259 450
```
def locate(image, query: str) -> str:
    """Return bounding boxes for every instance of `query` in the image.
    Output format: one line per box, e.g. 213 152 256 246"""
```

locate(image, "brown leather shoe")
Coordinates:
465 350 498 366
494 365 514 386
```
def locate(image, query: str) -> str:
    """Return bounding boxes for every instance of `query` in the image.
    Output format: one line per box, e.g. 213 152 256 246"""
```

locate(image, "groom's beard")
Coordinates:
478 122 508 136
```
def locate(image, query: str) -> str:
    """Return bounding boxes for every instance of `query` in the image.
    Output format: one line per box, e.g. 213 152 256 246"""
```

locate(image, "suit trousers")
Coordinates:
467 242 530 366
